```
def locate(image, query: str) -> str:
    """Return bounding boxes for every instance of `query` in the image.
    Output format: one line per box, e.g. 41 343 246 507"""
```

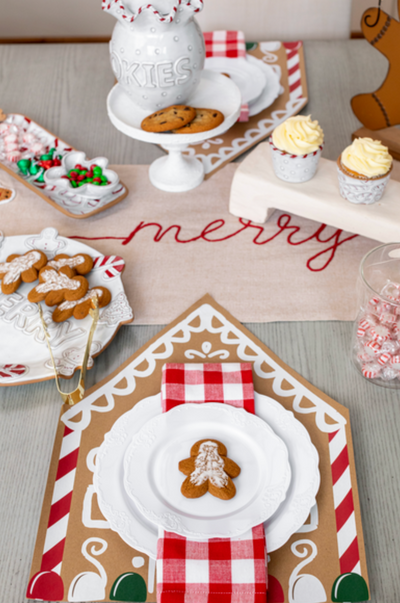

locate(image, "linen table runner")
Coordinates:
204 30 249 122
157 362 267 603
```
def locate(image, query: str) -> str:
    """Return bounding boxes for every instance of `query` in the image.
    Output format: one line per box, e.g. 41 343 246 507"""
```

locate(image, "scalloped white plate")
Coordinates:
0 227 133 385
204 57 266 105
246 55 282 117
123 402 291 539
94 392 319 556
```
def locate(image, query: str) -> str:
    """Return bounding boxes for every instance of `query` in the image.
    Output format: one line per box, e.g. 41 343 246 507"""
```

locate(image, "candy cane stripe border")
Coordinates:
283 42 303 102
27 425 81 600
329 428 361 575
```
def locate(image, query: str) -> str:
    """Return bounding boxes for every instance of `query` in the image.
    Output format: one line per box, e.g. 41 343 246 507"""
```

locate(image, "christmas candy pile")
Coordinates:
62 164 110 188
354 280 400 382
0 121 47 164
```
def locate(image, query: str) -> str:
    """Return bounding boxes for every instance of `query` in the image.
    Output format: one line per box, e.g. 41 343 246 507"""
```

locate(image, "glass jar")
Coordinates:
352 243 400 388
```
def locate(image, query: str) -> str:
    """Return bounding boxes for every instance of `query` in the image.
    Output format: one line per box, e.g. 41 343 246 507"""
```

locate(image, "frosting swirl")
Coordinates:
272 115 324 155
341 137 392 178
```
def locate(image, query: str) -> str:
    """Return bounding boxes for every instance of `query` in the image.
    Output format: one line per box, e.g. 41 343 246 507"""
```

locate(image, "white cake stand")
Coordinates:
107 70 241 192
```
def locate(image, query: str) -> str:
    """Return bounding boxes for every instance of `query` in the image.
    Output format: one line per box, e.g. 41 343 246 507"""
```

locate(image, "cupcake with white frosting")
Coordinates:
270 115 324 183
337 137 393 204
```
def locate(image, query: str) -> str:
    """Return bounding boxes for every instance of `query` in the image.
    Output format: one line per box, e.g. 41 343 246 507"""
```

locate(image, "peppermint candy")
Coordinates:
362 364 381 379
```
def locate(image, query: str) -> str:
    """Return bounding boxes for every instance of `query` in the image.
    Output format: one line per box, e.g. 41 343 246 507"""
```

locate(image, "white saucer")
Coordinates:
123 402 290 539
94 393 319 555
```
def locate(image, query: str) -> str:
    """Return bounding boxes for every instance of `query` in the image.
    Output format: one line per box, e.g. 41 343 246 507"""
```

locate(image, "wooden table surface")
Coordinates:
0 40 399 603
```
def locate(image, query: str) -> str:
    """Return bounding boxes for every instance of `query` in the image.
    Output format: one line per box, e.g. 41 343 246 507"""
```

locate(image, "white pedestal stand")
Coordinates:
107 70 241 192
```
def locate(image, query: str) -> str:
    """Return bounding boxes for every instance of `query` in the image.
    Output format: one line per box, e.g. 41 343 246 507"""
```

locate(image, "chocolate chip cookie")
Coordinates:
141 105 196 133
172 108 224 134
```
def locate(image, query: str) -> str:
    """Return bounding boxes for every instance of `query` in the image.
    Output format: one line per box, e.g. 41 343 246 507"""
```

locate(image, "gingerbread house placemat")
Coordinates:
26 295 369 603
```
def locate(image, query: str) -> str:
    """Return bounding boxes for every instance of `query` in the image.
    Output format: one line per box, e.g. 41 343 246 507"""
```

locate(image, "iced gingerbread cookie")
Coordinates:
179 439 240 500
0 250 48 295
52 286 112 322
28 266 89 306
47 253 94 277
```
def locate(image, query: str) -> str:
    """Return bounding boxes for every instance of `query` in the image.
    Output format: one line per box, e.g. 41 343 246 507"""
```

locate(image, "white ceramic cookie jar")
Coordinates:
104 0 205 110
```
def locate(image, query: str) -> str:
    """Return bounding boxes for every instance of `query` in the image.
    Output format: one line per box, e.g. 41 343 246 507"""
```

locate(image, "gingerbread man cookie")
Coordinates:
47 253 94 277
52 286 112 322
0 250 48 295
0 109 6 123
0 187 15 205
179 439 240 500
28 266 89 306
351 1 400 129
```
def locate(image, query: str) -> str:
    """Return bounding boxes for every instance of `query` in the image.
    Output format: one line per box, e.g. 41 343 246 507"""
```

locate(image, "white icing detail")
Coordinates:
190 441 228 488
0 251 41 284
35 270 81 293
57 288 103 311
48 255 86 270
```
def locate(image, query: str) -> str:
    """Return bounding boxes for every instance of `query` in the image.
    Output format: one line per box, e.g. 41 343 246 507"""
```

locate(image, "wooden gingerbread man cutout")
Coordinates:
351 0 400 129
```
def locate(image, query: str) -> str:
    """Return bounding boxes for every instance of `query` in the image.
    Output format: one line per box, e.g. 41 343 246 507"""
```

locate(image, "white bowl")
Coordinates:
44 151 120 199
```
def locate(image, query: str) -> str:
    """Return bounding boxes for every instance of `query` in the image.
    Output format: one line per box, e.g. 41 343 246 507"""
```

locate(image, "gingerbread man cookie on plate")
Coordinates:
0 250 48 294
179 439 241 500
52 286 112 322
28 266 89 306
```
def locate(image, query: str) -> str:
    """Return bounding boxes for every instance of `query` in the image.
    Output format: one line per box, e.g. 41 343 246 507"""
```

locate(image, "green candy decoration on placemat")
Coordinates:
331 572 369 602
109 572 147 602
245 41 258 51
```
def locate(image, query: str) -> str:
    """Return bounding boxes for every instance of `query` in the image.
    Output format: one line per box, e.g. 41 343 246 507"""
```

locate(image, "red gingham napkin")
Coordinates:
203 31 246 59
203 31 249 122
157 362 268 603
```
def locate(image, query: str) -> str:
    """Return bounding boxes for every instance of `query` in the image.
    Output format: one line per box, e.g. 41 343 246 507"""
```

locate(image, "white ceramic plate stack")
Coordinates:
204 54 281 117
94 392 320 557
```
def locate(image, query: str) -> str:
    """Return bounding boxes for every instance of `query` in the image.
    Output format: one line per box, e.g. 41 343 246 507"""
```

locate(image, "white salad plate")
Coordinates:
0 227 133 385
94 392 319 556
246 55 282 117
123 402 291 539
204 56 266 105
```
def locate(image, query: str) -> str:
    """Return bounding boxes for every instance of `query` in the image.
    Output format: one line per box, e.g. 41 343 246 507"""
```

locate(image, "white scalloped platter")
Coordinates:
94 392 320 556
0 227 133 386
123 402 291 539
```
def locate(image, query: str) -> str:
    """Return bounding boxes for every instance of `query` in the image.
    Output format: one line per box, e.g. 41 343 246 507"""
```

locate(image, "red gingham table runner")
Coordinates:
157 363 268 603
203 31 249 122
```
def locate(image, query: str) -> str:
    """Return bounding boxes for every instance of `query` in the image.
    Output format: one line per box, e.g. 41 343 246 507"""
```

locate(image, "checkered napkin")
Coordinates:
203 31 249 122
157 362 268 603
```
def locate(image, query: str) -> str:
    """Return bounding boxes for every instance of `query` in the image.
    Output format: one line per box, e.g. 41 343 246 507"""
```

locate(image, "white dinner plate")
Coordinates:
123 402 291 539
246 55 282 116
94 392 320 557
0 227 133 385
204 56 266 105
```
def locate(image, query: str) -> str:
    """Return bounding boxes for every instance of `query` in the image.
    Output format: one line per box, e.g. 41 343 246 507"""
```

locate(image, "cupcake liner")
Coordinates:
269 139 323 183
336 158 391 205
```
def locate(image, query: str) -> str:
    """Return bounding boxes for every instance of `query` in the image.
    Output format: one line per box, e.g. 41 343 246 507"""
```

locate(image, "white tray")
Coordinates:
229 141 400 242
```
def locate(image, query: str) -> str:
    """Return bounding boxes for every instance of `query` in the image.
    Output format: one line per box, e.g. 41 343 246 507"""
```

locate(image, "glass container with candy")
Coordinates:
352 243 400 388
